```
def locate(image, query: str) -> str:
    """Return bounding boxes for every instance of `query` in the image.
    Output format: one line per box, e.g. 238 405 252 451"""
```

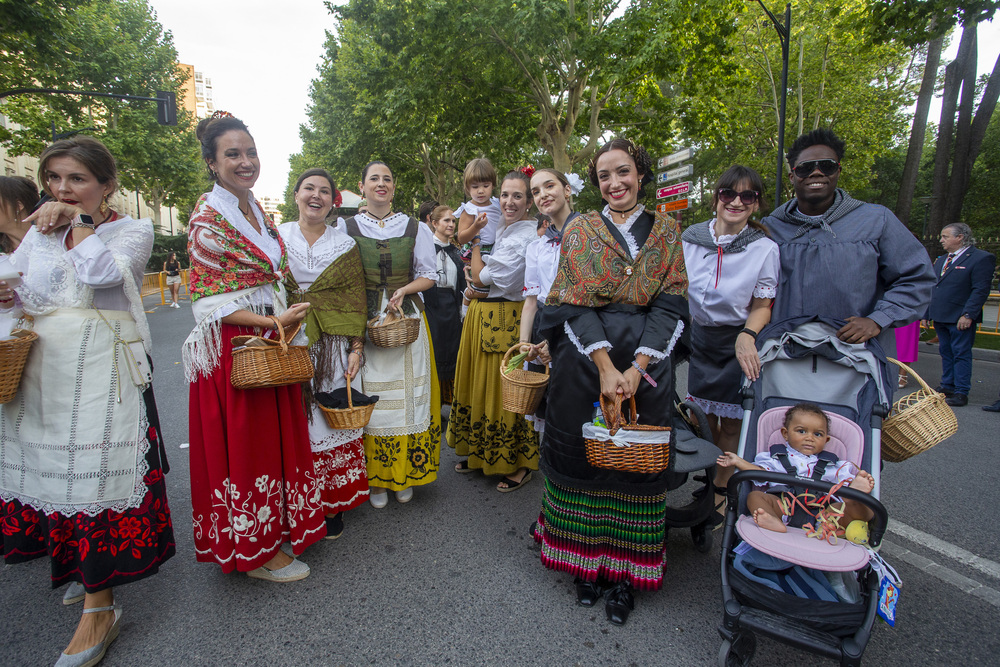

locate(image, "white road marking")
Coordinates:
880 540 1000 609
887 520 1000 581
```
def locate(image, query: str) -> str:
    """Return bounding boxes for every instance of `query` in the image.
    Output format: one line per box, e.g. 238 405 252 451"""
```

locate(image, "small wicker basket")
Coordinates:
0 317 37 404
368 304 420 348
583 394 671 474
882 358 957 462
319 372 377 429
499 344 550 414
230 316 314 389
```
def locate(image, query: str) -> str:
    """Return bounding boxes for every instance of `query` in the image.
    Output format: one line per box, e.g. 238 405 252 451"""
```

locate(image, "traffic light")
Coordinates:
156 91 177 126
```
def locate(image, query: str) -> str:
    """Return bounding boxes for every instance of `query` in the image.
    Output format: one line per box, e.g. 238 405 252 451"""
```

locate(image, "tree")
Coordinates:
1 0 203 228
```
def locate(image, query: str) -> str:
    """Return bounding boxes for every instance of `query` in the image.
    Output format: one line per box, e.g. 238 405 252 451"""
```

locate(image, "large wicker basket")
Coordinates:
0 317 37 404
584 394 671 474
499 344 550 414
319 372 377 429
230 316 314 389
882 358 957 462
368 305 420 348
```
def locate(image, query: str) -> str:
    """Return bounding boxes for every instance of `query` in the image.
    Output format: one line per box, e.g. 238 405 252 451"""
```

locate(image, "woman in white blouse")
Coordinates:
447 169 540 492
336 161 441 508
278 168 369 540
0 136 174 666
681 165 779 498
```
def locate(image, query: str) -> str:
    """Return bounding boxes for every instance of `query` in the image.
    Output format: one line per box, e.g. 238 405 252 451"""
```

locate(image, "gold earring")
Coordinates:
100 196 109 215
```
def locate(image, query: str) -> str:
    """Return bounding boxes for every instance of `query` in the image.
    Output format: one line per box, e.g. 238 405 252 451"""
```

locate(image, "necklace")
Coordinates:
608 203 638 217
364 209 392 227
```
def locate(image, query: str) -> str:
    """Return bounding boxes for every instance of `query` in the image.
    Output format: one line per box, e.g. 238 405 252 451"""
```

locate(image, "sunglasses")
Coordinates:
792 159 840 178
717 188 760 205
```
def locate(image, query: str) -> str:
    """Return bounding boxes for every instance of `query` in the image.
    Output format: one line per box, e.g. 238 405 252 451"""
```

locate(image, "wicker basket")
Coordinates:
319 372 377 429
230 316 314 389
882 358 957 462
499 344 550 414
368 304 420 348
0 318 37 404
583 394 671 474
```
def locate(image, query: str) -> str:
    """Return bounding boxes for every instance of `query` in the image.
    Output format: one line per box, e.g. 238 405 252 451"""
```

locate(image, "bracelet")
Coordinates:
631 360 657 387
740 327 758 339
70 214 95 230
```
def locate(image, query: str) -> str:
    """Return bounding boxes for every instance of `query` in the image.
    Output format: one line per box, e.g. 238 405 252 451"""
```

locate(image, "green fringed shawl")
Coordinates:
285 244 368 347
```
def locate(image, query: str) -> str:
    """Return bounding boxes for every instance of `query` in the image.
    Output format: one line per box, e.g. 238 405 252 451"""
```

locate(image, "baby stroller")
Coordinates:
668 398 724 552
718 317 892 666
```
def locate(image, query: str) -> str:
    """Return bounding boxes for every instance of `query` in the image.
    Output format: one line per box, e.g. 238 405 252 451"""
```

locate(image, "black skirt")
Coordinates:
687 321 744 414
424 285 463 382
540 308 674 495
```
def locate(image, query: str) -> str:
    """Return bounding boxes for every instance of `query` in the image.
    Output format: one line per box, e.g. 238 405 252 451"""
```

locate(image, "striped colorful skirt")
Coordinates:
534 478 668 591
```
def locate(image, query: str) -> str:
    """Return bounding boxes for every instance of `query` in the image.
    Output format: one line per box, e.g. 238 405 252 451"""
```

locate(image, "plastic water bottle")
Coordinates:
592 402 606 428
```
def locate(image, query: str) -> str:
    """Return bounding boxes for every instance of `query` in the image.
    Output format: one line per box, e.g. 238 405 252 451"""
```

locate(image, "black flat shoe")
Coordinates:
945 393 968 407
604 581 635 625
574 578 603 607
983 400 1000 413
935 386 955 398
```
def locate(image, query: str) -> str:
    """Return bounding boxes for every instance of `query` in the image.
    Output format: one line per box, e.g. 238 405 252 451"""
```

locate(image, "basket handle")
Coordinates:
268 315 288 353
344 371 355 409
598 393 625 435
886 357 934 394
501 343 551 377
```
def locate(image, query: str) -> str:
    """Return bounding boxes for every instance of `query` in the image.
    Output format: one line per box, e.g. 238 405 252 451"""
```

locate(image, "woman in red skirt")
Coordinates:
183 113 322 582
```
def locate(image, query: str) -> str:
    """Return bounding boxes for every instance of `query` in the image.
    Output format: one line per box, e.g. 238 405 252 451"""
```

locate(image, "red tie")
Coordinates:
941 253 955 276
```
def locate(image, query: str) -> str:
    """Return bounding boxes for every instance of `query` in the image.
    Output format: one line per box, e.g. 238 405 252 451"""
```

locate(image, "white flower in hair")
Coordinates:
565 173 585 195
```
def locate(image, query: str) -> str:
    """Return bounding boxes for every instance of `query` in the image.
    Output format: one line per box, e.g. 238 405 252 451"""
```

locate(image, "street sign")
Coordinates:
657 147 693 169
660 164 693 183
656 181 691 200
657 198 690 213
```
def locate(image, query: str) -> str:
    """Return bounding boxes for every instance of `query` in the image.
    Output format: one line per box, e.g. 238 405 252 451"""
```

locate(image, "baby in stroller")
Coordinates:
716 403 874 533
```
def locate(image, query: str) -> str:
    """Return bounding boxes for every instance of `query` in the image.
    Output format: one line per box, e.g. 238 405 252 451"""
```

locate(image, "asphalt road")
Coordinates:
3 296 999 666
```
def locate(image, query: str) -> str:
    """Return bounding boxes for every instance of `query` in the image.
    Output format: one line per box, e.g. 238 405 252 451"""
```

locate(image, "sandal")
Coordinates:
497 471 532 493
455 460 475 474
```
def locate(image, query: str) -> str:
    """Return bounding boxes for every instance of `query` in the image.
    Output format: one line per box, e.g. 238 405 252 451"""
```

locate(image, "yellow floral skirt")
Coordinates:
446 299 539 476
361 316 441 491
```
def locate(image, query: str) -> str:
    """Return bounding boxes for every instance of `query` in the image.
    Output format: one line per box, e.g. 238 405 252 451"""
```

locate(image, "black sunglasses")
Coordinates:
717 188 760 205
792 159 840 178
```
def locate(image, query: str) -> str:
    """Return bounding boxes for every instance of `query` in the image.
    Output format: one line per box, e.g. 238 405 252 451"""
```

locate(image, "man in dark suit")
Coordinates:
923 223 996 407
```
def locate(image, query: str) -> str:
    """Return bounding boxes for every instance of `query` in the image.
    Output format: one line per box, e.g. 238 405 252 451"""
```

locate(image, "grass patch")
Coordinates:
923 326 1000 352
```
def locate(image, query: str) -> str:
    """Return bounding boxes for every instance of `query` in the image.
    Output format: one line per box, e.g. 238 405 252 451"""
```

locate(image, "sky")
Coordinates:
147 1 1000 199
148 0 337 197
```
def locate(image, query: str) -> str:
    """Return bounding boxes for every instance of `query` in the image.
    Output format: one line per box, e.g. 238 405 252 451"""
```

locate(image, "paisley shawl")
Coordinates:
546 209 686 308
187 193 288 301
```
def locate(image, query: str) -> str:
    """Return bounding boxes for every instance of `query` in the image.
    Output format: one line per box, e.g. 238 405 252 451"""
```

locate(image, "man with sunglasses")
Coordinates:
762 129 934 359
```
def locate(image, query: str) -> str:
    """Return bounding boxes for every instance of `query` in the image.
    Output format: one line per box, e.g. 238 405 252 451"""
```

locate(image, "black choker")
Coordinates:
608 204 638 215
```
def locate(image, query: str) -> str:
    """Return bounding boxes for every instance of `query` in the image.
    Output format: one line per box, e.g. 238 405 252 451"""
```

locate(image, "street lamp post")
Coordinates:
756 1 791 208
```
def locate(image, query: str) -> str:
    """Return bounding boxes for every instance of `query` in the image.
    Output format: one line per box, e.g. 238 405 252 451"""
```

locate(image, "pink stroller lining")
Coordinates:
736 516 871 571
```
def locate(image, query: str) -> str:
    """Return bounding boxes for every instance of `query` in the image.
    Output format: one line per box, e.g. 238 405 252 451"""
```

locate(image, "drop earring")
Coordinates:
99 196 109 215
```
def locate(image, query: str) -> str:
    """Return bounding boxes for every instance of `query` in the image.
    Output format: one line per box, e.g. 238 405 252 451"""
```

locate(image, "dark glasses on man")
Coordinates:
792 159 840 178
717 188 759 205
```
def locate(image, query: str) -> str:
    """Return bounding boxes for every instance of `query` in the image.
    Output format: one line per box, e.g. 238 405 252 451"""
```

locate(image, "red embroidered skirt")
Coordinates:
1 387 176 591
313 437 370 513
188 323 325 572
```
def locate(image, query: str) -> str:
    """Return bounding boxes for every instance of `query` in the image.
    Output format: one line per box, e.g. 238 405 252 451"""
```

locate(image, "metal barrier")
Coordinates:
140 269 190 305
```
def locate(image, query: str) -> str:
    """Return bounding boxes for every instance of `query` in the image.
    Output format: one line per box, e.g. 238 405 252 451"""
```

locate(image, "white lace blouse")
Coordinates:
523 236 561 304
5 216 154 350
278 221 357 289
683 219 780 328
477 219 536 301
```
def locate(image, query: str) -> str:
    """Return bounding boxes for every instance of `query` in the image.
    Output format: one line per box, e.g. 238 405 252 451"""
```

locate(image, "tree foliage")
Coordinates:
1 0 204 228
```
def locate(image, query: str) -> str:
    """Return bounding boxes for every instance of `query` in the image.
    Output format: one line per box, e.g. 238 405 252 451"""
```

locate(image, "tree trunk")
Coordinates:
928 23 976 238
943 26 979 226
945 50 1000 226
895 37 943 228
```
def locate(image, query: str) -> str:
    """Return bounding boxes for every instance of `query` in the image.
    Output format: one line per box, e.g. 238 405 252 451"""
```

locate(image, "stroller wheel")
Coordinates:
691 524 713 553
718 632 756 667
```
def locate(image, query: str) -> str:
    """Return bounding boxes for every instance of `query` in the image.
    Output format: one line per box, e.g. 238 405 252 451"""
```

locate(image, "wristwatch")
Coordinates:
70 214 95 230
